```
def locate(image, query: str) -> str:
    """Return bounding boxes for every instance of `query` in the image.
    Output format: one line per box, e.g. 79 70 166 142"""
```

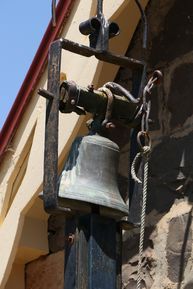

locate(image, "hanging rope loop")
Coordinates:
131 130 151 184
137 131 151 153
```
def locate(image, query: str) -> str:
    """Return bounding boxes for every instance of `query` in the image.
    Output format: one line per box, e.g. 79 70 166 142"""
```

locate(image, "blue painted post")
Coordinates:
64 214 122 289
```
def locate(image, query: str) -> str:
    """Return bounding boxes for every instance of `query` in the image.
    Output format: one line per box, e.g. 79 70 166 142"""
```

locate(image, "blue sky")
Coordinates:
0 1 53 129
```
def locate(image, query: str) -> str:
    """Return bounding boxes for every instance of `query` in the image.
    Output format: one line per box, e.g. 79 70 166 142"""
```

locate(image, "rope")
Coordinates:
131 152 142 184
131 144 150 289
130 70 162 288
136 153 149 289
131 146 150 184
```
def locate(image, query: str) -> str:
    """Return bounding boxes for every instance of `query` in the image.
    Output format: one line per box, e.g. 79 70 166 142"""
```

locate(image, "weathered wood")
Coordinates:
64 214 121 289
88 214 117 289
64 218 77 289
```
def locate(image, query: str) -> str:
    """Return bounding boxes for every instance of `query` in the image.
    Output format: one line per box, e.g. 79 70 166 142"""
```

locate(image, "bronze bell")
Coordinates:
58 134 128 219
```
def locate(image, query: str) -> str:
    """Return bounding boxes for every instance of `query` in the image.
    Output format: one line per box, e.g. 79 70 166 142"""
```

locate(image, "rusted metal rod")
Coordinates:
59 82 141 124
38 88 54 100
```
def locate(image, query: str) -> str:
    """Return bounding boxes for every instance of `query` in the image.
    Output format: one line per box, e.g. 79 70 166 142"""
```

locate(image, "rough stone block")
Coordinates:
166 213 192 283
25 251 64 289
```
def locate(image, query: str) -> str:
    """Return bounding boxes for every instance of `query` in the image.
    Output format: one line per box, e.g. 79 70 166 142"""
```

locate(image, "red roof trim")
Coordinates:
0 0 74 160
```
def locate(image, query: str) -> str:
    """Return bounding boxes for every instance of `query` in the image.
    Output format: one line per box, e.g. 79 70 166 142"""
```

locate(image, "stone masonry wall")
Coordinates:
118 0 193 288
26 251 64 289
26 1 193 288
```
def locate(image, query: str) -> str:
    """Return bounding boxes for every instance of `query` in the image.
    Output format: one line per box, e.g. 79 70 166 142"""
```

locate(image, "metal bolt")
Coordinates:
71 99 76 105
87 84 94 92
68 233 75 245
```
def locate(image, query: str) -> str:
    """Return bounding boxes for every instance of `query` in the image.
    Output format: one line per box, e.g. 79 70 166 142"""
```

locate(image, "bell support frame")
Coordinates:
41 37 146 215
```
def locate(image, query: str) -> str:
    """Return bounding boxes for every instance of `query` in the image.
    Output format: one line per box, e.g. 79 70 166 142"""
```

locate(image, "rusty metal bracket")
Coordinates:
39 42 138 214
79 0 120 51
59 80 86 115
39 0 148 215
39 38 146 214
99 87 115 129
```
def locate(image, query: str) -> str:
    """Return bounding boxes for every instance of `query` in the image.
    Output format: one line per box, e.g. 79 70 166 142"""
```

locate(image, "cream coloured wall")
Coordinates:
0 0 148 288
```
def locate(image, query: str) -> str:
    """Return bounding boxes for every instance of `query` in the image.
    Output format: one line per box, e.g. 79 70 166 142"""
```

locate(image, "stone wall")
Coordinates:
26 251 64 289
119 0 193 288
26 1 193 288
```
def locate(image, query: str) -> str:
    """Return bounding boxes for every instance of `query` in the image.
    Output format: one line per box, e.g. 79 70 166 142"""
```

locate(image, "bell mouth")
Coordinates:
58 196 128 220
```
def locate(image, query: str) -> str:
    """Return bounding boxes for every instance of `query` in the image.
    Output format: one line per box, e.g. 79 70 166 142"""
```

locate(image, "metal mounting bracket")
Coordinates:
39 0 148 215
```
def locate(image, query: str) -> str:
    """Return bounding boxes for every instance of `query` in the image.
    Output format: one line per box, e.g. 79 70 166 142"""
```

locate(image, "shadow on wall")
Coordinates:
122 108 193 288
118 0 193 288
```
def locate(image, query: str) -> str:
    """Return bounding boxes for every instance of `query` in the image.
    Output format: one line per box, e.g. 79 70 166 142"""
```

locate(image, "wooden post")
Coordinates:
64 214 122 289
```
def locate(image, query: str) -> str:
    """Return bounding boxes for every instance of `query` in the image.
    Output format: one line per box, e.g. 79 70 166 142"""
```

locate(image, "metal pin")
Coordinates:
52 0 56 27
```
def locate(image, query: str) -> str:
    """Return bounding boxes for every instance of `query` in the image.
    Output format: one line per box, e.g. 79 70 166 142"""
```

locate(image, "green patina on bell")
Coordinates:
58 134 128 219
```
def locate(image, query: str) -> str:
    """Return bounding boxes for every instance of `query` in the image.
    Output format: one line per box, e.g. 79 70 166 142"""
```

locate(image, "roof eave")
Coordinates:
0 0 75 160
